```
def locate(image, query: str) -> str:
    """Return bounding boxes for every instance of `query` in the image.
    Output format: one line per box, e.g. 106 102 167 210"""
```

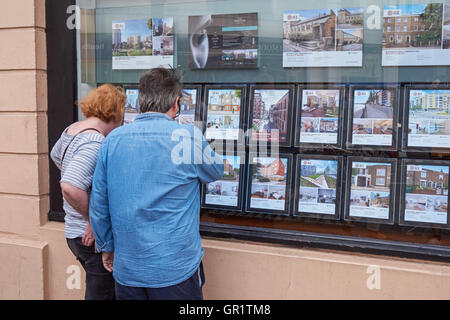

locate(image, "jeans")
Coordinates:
115 262 205 300
66 237 115 300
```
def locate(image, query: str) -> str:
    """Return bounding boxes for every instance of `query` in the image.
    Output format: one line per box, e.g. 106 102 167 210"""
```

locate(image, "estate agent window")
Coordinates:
47 0 450 262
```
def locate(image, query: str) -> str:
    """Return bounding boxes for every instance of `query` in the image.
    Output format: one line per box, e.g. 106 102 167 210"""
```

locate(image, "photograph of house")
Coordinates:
336 28 363 51
383 3 443 49
351 162 392 192
251 157 288 204
299 159 338 214
252 89 290 142
405 165 448 196
283 9 336 52
337 8 363 28
206 89 242 140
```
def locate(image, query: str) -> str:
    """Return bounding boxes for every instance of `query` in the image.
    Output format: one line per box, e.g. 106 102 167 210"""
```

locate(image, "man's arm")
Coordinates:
193 127 224 184
89 142 114 253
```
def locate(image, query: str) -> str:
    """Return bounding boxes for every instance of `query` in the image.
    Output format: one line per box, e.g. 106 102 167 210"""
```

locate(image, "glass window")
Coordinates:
71 0 450 259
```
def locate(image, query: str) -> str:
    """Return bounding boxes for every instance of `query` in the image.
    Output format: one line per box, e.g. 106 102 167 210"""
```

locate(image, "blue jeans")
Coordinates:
66 237 115 300
115 262 205 300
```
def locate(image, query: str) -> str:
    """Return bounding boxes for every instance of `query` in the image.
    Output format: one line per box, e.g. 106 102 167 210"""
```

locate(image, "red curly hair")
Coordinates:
79 84 126 123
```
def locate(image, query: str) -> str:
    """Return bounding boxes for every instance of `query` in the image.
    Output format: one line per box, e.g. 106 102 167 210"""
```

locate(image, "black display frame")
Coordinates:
179 84 203 128
202 84 247 145
201 151 246 212
399 158 450 230
245 152 293 216
344 156 398 225
346 84 401 152
294 154 344 221
247 84 295 148
295 84 345 150
401 83 450 153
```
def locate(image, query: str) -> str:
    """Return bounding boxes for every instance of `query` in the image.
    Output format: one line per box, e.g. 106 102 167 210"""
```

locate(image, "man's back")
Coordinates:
90 112 223 288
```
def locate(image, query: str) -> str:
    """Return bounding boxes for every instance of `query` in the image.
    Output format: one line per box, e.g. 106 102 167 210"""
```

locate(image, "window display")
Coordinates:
249 85 294 146
124 86 139 124
404 84 450 151
294 155 342 220
345 157 397 224
399 159 450 228
283 7 363 68
202 154 244 210
112 18 174 70
296 85 344 148
246 153 292 215
382 3 450 66
178 85 202 126
188 12 258 69
347 85 399 150
203 86 245 141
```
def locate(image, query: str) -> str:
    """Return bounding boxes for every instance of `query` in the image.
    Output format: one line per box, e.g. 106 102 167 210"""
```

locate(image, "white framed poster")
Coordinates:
112 18 174 70
382 3 450 66
283 8 363 67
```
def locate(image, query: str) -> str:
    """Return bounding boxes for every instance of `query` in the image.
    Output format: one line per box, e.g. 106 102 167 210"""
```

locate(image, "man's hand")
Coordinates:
102 252 114 273
82 223 95 247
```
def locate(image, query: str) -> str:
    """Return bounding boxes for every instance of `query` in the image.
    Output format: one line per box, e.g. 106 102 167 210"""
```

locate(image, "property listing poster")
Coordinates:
298 159 338 215
283 8 364 67
300 89 340 144
404 165 448 225
112 18 174 70
250 156 288 211
124 88 139 124
205 89 242 140
349 161 392 220
205 155 241 207
352 89 395 146
251 89 290 143
188 13 258 69
407 89 450 148
178 89 198 125
382 3 450 66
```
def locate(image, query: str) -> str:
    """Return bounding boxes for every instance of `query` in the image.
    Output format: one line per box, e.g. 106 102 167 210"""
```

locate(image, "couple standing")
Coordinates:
51 68 224 300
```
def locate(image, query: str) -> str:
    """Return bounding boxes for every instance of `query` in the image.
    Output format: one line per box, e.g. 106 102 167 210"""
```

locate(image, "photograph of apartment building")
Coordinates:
408 90 450 146
383 3 443 49
252 89 290 142
283 9 336 52
250 157 288 209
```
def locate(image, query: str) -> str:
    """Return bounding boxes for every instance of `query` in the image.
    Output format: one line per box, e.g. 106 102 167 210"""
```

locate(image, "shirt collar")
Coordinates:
134 112 174 122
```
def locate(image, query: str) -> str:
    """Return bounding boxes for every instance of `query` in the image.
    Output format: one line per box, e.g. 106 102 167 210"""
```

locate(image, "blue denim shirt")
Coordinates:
89 112 224 288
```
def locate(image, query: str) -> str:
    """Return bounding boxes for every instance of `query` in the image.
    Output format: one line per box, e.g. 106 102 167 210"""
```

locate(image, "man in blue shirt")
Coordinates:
89 68 224 300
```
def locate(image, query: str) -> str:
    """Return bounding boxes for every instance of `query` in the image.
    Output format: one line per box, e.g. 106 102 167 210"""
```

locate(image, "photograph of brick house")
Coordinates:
336 28 363 51
351 162 392 191
178 88 197 125
250 157 288 206
337 8 363 28
383 3 443 49
406 165 449 196
283 9 336 52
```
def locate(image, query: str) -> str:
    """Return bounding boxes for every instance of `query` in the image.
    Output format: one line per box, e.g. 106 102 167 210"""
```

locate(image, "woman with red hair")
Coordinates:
50 84 125 300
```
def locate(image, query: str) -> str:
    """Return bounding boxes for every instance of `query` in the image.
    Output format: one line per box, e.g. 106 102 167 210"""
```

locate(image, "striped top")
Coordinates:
50 126 105 239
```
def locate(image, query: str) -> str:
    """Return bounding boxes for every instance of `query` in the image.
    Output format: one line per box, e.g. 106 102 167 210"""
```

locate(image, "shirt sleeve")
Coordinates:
89 140 114 253
60 140 102 191
193 127 224 184
50 137 63 168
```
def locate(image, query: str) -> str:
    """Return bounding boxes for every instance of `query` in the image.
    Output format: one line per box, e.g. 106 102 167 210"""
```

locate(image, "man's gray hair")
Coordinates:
138 68 183 114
